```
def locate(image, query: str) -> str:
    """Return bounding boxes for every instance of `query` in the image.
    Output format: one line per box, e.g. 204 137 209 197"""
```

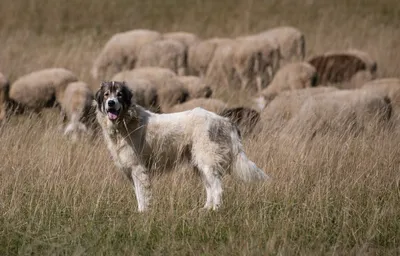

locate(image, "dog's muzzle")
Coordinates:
105 98 121 121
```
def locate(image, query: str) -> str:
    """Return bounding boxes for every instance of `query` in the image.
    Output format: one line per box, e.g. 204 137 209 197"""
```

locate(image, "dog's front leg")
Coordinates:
131 165 151 212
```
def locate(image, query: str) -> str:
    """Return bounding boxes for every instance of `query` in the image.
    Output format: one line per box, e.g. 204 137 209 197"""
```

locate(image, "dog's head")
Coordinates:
95 81 133 122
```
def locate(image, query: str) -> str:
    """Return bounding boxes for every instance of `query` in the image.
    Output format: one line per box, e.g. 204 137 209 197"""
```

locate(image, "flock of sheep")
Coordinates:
1 25 398 142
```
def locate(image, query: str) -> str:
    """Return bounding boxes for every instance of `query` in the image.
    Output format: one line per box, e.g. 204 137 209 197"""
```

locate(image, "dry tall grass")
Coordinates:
1 0 400 255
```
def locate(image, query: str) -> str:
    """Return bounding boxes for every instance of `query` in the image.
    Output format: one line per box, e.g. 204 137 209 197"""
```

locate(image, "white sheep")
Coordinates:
361 78 400 125
285 89 392 138
120 66 176 82
111 68 189 112
187 37 233 77
9 68 78 114
112 71 160 112
176 76 213 99
346 48 378 86
167 98 260 136
91 29 162 80
234 35 281 92
258 26 305 66
136 39 187 75
236 33 281 76
205 37 280 93
256 87 338 133
255 61 318 107
61 81 95 141
167 98 228 114
204 41 236 89
163 31 200 49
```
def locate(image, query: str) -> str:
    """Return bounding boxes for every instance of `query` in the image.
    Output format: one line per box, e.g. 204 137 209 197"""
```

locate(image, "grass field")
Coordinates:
1 0 400 255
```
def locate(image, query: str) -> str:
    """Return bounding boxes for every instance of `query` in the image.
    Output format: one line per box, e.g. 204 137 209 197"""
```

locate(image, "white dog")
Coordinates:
94 81 269 212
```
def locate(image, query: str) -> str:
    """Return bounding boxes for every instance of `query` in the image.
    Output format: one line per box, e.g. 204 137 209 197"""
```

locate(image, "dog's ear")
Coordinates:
121 81 134 106
94 82 106 108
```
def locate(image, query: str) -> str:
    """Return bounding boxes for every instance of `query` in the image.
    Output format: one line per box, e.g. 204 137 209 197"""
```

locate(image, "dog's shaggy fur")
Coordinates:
95 81 268 212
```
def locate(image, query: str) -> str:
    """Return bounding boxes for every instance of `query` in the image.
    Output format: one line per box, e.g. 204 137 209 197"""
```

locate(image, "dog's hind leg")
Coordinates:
199 165 223 210
131 165 151 212
200 173 213 209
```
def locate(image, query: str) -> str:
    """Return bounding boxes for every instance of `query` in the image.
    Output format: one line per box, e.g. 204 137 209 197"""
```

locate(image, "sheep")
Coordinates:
91 29 162 80
205 37 280 93
61 81 96 141
258 26 305 66
344 49 377 75
256 87 338 133
204 41 236 89
346 49 378 87
219 107 261 136
136 39 187 75
167 98 228 113
156 80 191 112
255 61 318 108
111 67 189 112
9 68 78 114
166 98 260 136
112 71 159 112
163 31 200 49
236 33 281 75
0 72 10 122
176 76 213 99
187 37 233 77
308 49 376 88
234 35 281 92
361 78 400 126
284 89 392 139
121 66 176 82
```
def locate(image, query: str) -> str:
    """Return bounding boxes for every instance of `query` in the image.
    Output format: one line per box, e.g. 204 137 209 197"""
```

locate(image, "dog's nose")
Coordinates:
108 100 115 107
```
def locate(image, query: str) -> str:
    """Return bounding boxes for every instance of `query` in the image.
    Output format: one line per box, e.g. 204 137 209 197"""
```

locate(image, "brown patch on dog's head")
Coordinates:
95 81 133 122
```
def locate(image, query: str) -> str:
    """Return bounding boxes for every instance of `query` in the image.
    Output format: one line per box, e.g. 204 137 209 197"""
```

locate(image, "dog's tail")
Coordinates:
230 124 270 182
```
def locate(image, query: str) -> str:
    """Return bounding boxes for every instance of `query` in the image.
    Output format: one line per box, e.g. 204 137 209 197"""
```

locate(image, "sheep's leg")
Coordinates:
199 69 205 79
60 109 68 123
58 109 68 132
240 75 250 91
0 105 6 123
256 75 263 93
131 165 151 212
177 67 186 76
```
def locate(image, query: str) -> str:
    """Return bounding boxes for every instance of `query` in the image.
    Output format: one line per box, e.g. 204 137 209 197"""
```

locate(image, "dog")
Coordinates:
94 81 269 212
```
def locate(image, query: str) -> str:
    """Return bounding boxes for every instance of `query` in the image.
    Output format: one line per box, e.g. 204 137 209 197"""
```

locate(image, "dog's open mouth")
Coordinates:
107 109 120 121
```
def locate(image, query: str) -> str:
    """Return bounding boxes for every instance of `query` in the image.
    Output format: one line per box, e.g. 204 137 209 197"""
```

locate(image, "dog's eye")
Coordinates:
104 92 109 97
117 92 123 97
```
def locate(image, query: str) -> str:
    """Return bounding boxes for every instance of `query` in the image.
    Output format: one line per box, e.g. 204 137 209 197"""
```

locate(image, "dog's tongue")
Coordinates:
108 112 118 120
